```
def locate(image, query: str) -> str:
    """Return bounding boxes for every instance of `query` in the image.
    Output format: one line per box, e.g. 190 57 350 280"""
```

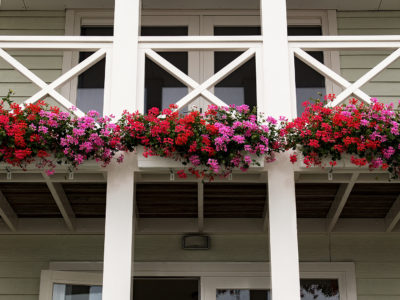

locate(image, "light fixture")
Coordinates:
182 234 210 250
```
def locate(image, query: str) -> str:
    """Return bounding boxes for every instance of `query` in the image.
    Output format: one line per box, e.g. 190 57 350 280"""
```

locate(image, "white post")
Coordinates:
260 0 301 299
102 0 141 299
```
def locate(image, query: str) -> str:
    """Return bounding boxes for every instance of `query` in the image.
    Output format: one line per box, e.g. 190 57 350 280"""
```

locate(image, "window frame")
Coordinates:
39 262 357 300
63 9 340 114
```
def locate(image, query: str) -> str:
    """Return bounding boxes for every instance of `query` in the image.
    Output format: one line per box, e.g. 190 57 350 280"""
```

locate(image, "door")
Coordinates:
203 277 271 300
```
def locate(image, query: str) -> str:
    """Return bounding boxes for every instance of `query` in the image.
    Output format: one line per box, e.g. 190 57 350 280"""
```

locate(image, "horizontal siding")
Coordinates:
338 11 400 104
0 11 65 103
0 234 399 299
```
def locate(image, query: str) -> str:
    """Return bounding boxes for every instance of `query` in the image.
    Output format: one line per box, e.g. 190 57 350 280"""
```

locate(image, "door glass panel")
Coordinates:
53 284 102 300
78 26 113 115
288 26 326 116
142 27 188 113
213 27 260 108
216 289 270 300
300 279 339 300
52 278 199 300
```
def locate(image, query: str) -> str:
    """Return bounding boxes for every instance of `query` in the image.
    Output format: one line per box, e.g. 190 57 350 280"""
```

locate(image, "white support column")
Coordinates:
102 1 141 299
261 0 301 299
102 153 136 300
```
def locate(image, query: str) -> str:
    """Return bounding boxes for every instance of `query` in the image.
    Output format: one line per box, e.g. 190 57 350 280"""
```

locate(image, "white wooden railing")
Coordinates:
0 36 113 117
288 36 400 108
1 35 400 116
137 36 263 112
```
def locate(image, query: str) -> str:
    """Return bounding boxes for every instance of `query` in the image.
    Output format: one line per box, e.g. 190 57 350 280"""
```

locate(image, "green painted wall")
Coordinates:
337 11 400 104
0 233 399 299
0 11 65 104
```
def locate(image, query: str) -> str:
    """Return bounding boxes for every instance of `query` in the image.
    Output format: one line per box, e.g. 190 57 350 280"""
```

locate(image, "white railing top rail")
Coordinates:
288 35 400 50
0 36 113 50
138 35 263 50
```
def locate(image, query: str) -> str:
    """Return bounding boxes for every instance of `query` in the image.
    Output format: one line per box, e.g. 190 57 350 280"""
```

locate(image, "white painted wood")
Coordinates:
385 195 400 232
332 47 400 106
326 173 359 232
24 48 107 116
174 48 254 110
0 190 18 232
261 2 300 300
102 154 136 300
293 48 372 104
44 177 76 231
104 0 140 117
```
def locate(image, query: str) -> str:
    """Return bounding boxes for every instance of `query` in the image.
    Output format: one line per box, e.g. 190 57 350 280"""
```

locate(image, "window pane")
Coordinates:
133 278 199 300
300 279 339 300
142 27 189 113
288 26 325 115
78 26 113 115
216 289 270 300
214 27 259 108
53 284 102 300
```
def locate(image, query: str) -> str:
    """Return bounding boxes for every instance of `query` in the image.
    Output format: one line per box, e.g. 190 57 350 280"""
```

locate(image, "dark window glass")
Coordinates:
78 26 113 115
52 278 199 300
214 27 260 108
78 26 189 115
288 26 325 115
217 289 270 300
300 279 339 300
141 27 188 113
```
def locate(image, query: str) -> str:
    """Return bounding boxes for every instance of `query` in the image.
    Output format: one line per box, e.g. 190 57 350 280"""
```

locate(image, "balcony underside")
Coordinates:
0 166 399 234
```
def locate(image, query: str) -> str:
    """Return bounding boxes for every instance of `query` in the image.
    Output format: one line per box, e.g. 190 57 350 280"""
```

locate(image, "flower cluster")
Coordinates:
0 91 121 175
119 104 284 179
284 96 400 178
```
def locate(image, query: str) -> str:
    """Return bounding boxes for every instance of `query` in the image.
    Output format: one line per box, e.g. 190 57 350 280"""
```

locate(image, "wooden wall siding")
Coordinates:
0 183 61 218
204 183 267 218
62 183 107 218
341 183 400 218
295 183 340 218
1 234 400 299
337 11 400 104
136 183 198 218
0 11 65 103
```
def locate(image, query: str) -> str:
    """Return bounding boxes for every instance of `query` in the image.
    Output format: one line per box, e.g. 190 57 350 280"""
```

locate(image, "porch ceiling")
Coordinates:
2 0 400 11
0 180 399 225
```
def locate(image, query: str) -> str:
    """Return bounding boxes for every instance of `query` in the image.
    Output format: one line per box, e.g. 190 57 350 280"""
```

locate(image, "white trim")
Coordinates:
40 262 357 300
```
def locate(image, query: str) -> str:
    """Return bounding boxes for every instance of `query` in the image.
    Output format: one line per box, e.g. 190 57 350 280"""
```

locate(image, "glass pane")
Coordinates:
300 279 339 300
216 289 270 300
77 26 113 115
142 27 189 113
53 284 102 300
133 278 199 300
288 26 326 115
214 27 260 108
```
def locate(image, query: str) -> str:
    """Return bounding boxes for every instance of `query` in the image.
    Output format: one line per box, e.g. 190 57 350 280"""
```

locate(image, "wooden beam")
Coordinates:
385 195 400 232
198 182 204 232
326 172 359 232
44 176 76 231
0 190 18 231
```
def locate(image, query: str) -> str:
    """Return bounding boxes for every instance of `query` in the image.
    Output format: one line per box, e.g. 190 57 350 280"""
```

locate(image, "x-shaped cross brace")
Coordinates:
145 48 256 111
0 48 108 117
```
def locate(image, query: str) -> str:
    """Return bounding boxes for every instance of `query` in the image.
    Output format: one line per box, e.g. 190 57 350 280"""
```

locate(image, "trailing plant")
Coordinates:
119 104 284 179
0 91 121 175
284 95 400 178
